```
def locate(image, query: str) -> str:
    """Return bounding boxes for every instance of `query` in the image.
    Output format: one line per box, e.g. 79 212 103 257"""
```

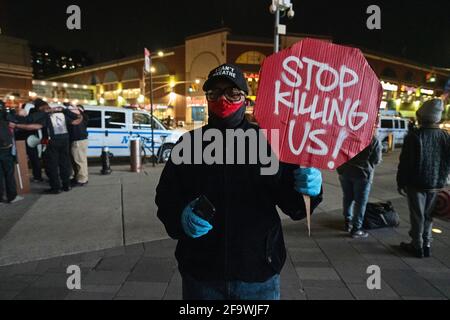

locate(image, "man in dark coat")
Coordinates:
156 64 323 300
397 99 450 258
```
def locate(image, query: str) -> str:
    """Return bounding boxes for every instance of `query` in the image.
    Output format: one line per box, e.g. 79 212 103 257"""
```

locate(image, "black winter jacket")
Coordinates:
337 137 382 180
156 119 323 282
397 125 450 191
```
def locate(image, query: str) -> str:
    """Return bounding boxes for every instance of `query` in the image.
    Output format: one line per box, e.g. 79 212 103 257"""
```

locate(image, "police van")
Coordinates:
377 114 409 151
82 105 186 162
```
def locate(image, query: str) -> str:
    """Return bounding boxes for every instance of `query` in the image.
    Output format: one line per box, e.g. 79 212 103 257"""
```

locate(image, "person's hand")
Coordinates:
8 122 17 129
181 200 213 238
294 167 322 197
398 187 407 197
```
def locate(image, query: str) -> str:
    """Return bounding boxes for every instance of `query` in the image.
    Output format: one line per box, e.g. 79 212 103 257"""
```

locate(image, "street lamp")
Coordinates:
269 0 295 53
143 49 165 167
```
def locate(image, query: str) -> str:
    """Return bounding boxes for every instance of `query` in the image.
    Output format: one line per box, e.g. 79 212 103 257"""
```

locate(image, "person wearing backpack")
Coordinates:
0 100 23 204
337 131 382 238
397 99 450 258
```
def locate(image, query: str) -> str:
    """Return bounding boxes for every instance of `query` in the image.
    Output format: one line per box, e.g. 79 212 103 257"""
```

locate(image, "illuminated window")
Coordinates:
235 51 266 65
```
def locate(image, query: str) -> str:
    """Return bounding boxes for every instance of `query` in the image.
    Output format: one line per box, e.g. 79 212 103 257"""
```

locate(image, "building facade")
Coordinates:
46 28 450 125
0 35 33 107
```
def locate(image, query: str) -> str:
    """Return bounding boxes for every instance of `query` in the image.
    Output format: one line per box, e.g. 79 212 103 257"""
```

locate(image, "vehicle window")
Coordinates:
381 119 393 129
394 120 400 129
151 117 165 130
105 111 126 129
85 110 101 128
133 113 164 130
133 113 151 127
400 121 406 129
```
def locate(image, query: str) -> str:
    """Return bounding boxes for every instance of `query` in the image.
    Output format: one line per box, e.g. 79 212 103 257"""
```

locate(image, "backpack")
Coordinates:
432 189 450 222
363 201 400 229
0 120 13 148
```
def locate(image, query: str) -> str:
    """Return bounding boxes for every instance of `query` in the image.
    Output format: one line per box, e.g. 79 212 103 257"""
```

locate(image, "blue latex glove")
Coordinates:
294 167 322 197
181 200 213 239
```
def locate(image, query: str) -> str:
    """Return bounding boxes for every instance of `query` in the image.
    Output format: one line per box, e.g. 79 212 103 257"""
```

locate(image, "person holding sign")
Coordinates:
156 64 323 300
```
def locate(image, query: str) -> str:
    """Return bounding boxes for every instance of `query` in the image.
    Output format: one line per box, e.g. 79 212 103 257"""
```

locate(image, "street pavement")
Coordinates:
0 151 449 300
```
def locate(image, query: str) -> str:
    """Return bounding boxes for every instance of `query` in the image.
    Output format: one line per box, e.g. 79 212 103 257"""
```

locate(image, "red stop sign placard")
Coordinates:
255 39 382 170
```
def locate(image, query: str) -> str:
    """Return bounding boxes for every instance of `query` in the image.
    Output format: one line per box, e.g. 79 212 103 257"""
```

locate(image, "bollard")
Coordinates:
101 146 112 175
130 139 142 173
388 133 394 152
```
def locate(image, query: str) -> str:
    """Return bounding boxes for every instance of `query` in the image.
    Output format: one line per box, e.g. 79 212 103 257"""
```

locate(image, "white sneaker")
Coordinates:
9 196 24 204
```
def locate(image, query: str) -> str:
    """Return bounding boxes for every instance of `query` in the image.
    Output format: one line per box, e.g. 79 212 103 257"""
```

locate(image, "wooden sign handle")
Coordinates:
303 194 311 237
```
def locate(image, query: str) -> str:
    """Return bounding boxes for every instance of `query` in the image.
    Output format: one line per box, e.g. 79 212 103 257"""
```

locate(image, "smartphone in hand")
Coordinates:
192 195 216 223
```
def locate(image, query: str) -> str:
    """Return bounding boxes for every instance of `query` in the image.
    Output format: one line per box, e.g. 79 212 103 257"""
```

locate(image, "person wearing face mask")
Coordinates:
156 64 323 300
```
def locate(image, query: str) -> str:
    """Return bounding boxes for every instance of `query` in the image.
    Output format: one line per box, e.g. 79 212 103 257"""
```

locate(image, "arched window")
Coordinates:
90 75 100 85
152 62 169 75
122 67 139 81
404 71 414 82
104 71 118 83
235 51 266 65
381 67 397 79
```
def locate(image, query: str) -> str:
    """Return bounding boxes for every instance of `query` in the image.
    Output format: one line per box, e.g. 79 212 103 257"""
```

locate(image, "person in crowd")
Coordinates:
68 104 89 187
337 131 382 238
0 100 23 204
14 103 43 183
10 99 82 194
156 64 323 300
398 99 450 258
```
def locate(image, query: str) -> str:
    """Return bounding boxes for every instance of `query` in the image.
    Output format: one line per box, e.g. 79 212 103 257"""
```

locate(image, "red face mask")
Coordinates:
208 97 243 118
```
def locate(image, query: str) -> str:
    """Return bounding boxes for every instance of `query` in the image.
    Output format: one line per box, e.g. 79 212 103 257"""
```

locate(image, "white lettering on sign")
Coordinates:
275 55 369 169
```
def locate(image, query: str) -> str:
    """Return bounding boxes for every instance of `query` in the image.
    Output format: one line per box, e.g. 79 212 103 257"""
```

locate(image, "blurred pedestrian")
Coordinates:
11 99 82 194
398 99 450 258
0 100 23 204
68 105 89 187
337 133 382 238
156 64 323 300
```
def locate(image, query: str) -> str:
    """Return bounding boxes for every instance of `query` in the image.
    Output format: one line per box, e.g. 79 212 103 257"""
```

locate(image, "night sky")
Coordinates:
1 0 449 67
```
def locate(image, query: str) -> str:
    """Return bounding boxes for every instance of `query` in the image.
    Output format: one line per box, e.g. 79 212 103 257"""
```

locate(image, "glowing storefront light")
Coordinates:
420 89 434 95
381 81 398 92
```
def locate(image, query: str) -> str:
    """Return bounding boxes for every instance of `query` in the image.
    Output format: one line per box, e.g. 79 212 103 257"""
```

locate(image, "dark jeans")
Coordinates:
0 148 17 202
44 139 71 190
26 143 42 180
406 189 437 249
339 174 373 230
182 273 280 300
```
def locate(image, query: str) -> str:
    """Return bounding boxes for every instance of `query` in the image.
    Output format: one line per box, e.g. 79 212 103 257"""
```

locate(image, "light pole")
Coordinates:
143 49 164 167
269 0 295 53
